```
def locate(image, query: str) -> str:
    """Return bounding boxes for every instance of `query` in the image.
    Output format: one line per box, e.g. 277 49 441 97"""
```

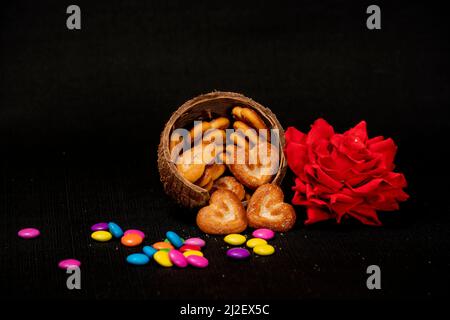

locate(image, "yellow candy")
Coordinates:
246 238 267 248
253 244 275 256
224 234 246 246
91 231 112 242
154 250 173 267
183 250 204 257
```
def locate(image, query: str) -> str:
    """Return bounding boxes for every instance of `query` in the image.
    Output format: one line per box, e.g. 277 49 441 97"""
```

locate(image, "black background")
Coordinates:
1 0 449 301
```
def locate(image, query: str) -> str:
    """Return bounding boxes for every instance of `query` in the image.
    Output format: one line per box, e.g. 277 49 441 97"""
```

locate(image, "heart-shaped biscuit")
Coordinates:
247 184 296 232
227 142 279 190
211 176 245 201
196 189 247 234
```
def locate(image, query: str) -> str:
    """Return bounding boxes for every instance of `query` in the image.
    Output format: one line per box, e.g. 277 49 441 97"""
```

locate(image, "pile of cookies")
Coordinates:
169 106 296 234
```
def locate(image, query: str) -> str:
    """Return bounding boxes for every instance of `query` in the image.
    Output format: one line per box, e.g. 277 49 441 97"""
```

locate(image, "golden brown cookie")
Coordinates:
196 189 247 234
176 146 206 183
247 184 296 232
195 164 226 188
232 106 268 130
189 121 212 142
233 121 259 146
202 129 226 145
227 142 279 190
210 117 230 130
211 176 245 201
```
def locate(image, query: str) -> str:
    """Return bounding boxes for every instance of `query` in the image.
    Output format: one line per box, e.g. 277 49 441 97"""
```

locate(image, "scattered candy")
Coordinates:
253 244 275 256
179 244 201 253
183 250 204 257
184 237 205 247
154 250 173 267
168 249 188 268
186 255 209 268
58 259 81 269
246 238 267 248
166 231 184 248
18 228 40 239
143 245 157 258
227 248 251 260
90 222 109 231
91 230 112 242
124 229 145 239
252 228 275 240
108 222 124 238
126 253 150 266
121 233 143 247
224 234 246 246
153 241 174 250
86 222 216 269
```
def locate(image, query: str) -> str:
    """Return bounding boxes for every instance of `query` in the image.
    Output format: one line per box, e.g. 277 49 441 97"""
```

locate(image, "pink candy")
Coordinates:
252 228 275 240
18 228 40 239
168 249 188 268
184 237 205 247
186 255 209 268
58 259 81 269
124 229 146 239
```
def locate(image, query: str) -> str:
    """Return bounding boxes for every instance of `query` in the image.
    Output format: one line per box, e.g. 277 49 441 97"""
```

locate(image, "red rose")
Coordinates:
284 119 409 226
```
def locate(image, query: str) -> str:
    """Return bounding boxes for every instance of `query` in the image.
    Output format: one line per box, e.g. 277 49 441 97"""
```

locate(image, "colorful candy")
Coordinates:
179 244 201 253
18 228 40 239
143 245 157 258
224 234 246 245
108 222 124 238
186 255 209 268
165 238 185 243
184 237 205 247
124 229 145 239
58 259 81 269
168 249 188 268
154 250 173 267
227 248 251 260
166 231 184 248
121 233 143 247
183 250 204 257
126 253 150 265
91 230 112 242
86 222 214 269
153 241 174 250
252 228 275 240
246 238 267 248
253 244 275 256
90 222 109 231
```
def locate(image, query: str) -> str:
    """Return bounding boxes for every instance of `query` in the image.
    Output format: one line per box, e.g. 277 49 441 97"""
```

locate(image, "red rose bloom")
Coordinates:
284 119 409 226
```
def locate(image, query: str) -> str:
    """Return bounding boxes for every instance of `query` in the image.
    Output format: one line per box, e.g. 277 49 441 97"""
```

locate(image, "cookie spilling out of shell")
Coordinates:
157 91 294 234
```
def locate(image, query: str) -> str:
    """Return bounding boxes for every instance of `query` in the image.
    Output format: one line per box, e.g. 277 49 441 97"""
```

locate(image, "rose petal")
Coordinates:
305 206 334 225
285 126 306 144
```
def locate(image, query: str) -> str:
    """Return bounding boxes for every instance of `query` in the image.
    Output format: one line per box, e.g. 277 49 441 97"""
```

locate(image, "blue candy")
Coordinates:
166 231 183 248
108 222 124 238
143 245 157 258
126 253 150 265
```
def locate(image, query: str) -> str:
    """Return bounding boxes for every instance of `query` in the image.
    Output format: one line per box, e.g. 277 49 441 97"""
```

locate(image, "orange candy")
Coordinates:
121 233 143 247
152 241 174 250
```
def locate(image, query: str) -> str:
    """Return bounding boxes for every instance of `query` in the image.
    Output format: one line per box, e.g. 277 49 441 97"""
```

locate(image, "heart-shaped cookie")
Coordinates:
211 176 245 201
247 184 296 232
227 142 279 190
196 189 247 234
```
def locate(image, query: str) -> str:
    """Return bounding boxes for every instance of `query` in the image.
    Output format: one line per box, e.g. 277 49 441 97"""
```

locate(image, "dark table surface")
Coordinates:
1 0 449 300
